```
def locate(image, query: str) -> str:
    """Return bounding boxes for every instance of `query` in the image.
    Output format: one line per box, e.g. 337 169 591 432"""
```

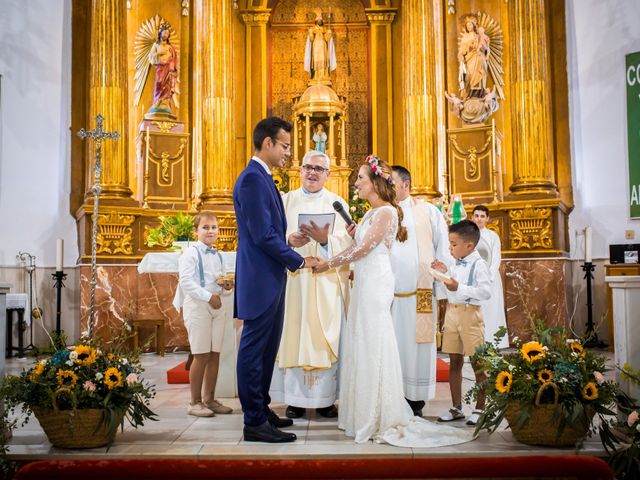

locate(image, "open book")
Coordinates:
429 267 452 283
297 212 335 234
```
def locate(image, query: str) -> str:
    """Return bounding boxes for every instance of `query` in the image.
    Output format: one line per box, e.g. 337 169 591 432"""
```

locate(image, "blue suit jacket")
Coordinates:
233 159 304 320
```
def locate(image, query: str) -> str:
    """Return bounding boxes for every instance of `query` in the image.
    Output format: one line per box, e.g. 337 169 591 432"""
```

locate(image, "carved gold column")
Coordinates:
241 8 271 159
402 0 441 197
194 0 234 205
508 0 557 195
366 8 396 165
88 0 132 200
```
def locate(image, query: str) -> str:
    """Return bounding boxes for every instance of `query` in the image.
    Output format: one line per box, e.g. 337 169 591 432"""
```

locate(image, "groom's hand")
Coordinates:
313 260 330 274
302 256 319 269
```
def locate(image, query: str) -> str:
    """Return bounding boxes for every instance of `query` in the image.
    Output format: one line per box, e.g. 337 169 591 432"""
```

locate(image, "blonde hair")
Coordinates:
193 210 218 228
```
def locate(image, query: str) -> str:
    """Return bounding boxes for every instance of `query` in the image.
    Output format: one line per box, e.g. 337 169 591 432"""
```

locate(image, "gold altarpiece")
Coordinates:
71 0 574 339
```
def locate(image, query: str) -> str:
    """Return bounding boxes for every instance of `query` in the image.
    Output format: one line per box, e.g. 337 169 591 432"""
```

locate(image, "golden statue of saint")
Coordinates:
304 13 337 83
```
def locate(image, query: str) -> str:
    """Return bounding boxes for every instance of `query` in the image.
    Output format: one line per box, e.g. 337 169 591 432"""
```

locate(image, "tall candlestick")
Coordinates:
145 126 150 174
584 226 592 263
56 238 64 271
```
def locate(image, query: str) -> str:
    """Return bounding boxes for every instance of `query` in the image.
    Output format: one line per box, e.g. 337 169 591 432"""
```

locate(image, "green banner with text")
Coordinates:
627 51 640 218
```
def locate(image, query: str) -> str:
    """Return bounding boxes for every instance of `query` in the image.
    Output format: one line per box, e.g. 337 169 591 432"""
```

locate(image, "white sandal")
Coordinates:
438 406 465 422
466 409 483 426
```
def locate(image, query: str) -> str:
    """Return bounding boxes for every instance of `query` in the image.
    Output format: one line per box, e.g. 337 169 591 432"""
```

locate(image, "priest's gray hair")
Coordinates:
302 150 330 170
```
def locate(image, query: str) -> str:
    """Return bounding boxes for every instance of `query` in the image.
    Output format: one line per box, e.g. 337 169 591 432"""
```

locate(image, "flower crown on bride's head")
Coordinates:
366 155 394 185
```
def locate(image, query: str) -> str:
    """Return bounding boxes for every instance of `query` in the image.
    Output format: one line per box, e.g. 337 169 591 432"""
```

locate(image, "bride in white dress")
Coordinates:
315 157 474 447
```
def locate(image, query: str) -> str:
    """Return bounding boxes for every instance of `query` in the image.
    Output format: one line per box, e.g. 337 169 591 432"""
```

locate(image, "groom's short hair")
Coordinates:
253 116 292 151
392 165 411 186
449 219 480 246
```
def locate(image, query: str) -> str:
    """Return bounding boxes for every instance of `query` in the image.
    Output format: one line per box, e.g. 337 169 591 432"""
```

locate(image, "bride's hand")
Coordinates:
313 260 330 274
346 223 356 239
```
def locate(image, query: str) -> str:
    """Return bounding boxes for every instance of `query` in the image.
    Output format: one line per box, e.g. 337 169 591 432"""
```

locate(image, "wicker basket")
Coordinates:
505 382 593 447
32 407 124 449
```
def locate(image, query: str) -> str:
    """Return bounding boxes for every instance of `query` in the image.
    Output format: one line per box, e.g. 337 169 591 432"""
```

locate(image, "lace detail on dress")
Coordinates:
329 206 397 269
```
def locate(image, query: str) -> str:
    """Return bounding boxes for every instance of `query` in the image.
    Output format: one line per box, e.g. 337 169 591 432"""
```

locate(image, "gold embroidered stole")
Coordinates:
412 198 435 343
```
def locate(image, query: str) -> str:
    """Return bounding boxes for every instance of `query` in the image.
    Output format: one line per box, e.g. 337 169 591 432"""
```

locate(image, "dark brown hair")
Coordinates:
363 158 408 243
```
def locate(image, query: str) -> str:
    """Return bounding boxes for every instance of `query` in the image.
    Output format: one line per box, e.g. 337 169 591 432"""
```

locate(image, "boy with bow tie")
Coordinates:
431 219 491 426
173 211 234 417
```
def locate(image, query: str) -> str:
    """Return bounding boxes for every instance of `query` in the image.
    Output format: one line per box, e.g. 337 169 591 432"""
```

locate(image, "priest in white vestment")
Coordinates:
472 205 509 348
389 166 453 416
270 150 353 418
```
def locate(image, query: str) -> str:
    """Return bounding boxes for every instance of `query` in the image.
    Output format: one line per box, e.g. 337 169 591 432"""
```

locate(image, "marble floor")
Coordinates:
4 352 608 460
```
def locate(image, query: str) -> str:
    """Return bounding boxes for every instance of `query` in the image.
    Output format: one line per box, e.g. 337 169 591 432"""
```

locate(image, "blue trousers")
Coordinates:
236 278 287 426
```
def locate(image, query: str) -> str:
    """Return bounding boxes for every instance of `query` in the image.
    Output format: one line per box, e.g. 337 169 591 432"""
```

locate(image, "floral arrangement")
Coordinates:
468 323 619 443
365 155 394 185
145 211 194 248
272 168 290 193
1 336 157 452
348 185 370 224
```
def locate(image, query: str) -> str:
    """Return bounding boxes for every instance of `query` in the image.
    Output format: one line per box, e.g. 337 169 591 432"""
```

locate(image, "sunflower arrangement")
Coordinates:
1 336 157 451
467 322 621 446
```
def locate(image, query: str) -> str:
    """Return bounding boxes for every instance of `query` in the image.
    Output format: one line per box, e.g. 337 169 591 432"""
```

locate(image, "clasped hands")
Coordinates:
302 256 330 274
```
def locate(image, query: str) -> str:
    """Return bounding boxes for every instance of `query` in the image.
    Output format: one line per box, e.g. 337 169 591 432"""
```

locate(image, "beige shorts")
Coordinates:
441 303 485 357
182 296 225 354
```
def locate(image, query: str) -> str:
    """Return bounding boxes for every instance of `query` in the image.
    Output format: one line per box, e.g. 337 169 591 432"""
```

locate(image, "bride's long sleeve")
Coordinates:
328 208 394 269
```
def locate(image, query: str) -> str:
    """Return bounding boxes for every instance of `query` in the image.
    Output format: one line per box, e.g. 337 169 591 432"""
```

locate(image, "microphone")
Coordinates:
333 201 355 226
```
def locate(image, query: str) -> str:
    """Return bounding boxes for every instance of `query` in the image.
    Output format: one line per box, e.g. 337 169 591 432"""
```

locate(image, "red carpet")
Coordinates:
167 358 450 384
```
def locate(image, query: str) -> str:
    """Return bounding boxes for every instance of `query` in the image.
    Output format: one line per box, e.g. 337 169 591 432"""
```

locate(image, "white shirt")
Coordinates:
173 241 224 309
443 250 491 305
252 155 272 175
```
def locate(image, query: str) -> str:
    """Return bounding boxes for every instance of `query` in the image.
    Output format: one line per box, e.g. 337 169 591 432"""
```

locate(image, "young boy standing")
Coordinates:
431 219 491 426
173 211 234 417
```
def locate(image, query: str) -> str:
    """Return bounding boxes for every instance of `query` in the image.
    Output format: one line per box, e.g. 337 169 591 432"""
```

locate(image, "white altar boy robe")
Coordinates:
270 187 352 408
390 197 452 401
477 227 509 348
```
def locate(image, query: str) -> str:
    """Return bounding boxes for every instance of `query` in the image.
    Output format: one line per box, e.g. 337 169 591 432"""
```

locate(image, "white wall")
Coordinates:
0 0 76 269
566 0 640 261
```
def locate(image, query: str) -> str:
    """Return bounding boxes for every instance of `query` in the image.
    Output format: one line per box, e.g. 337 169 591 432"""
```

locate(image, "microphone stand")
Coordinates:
581 262 605 348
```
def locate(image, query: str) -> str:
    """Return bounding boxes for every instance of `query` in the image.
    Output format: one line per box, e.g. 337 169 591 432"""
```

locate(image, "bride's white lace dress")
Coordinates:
330 206 474 447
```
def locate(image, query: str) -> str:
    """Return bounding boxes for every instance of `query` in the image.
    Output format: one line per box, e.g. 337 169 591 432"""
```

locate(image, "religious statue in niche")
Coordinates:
445 13 504 124
313 123 327 153
133 15 180 120
304 10 337 83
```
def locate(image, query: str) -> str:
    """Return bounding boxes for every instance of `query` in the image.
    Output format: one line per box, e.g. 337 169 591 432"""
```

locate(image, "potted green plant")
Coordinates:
1 335 157 450
145 212 195 250
468 323 620 447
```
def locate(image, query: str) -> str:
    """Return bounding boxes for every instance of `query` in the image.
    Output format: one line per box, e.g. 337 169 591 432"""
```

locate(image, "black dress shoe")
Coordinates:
413 409 423 417
267 408 293 428
316 405 338 418
243 422 297 443
286 405 306 419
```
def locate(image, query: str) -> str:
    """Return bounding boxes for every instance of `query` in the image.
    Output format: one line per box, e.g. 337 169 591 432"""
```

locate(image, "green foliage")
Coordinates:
146 212 195 248
272 169 289 193
467 322 619 443
348 186 370 223
0 328 157 455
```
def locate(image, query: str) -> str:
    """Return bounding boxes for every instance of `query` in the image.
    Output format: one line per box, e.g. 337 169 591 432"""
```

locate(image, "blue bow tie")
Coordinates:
204 247 218 255
456 259 468 266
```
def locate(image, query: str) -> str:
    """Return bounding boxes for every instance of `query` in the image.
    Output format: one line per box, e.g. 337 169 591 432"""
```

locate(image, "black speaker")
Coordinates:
609 243 640 264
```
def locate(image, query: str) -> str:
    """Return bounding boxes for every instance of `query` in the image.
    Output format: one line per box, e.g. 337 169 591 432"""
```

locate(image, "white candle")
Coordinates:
584 226 592 263
56 238 64 271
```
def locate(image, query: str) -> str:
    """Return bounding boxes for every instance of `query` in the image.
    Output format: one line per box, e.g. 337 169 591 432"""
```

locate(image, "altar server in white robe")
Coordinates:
472 205 509 348
389 166 453 416
270 150 354 419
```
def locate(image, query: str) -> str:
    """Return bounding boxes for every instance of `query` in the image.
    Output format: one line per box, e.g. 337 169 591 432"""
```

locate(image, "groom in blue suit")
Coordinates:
234 117 318 443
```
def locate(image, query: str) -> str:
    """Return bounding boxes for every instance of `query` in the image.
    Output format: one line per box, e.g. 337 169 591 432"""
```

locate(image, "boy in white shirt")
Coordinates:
173 211 234 417
431 219 491 426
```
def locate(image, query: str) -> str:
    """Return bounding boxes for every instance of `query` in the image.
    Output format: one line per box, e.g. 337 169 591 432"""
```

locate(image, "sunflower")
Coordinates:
29 362 46 382
582 382 599 401
104 367 124 389
56 369 78 388
537 369 553 383
73 345 97 366
496 371 513 393
570 342 585 357
521 341 545 363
